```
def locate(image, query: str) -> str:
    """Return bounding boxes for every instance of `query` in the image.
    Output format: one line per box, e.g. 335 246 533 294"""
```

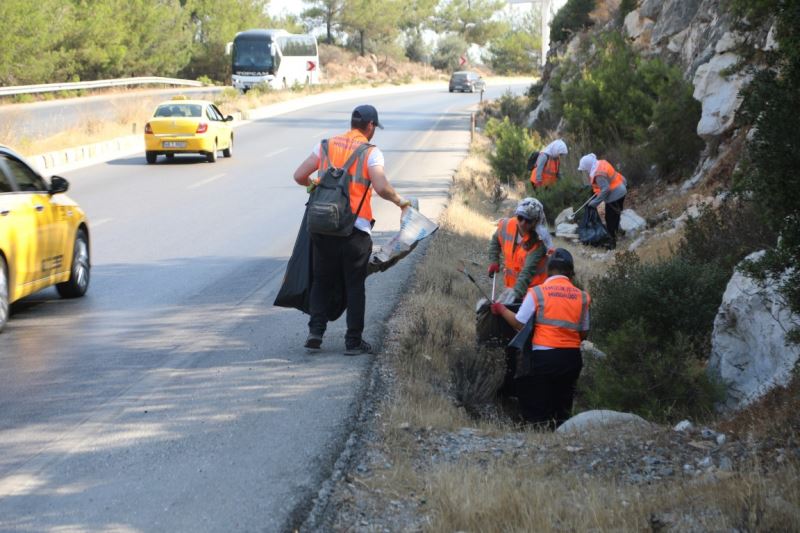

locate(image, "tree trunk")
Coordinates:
359 30 365 56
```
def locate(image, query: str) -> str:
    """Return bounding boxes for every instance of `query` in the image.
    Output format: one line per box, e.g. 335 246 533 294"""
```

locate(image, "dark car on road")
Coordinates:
448 71 486 93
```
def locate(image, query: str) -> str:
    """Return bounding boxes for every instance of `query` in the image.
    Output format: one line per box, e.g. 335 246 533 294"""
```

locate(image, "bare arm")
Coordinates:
369 165 407 208
497 306 525 331
293 154 319 186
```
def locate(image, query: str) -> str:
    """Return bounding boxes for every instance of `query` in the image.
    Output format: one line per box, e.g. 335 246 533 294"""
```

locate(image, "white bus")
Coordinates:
226 29 321 92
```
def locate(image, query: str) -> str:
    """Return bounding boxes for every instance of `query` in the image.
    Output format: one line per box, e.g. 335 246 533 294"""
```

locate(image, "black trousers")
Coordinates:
514 348 582 430
605 196 625 241
308 229 372 344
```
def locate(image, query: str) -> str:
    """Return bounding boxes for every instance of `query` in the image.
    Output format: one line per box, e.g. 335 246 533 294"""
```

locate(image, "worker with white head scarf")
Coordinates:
577 153 627 249
530 139 568 188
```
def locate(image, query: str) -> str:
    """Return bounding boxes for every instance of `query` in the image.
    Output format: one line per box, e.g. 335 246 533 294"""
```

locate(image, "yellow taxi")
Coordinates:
0 146 90 332
144 96 234 164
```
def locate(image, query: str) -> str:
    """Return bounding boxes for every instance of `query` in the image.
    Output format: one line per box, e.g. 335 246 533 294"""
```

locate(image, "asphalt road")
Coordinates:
0 82 528 532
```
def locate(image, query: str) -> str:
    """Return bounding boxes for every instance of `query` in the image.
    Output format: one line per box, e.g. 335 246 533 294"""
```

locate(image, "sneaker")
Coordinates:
304 335 323 353
344 340 373 356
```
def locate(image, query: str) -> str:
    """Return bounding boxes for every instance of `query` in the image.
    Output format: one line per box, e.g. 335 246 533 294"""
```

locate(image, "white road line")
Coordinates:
187 173 226 190
264 147 290 158
312 132 327 139
90 218 112 228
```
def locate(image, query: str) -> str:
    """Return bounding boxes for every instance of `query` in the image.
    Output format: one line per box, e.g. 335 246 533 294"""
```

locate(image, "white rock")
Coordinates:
620 209 647 235
673 419 693 432
555 207 574 227
556 410 651 434
708 251 800 411
693 52 752 139
556 222 579 238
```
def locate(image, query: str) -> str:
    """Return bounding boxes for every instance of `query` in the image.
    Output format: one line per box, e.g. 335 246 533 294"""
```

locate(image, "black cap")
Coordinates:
352 104 383 129
548 248 574 271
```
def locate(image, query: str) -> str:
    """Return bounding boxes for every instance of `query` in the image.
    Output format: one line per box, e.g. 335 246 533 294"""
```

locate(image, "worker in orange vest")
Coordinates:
490 248 589 428
293 104 411 355
578 153 628 249
487 198 554 302
530 139 568 188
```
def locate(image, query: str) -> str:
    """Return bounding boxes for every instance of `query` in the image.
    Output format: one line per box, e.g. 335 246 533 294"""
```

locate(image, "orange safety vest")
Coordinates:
496 218 548 290
319 129 374 221
529 277 590 349
530 155 560 187
590 160 624 198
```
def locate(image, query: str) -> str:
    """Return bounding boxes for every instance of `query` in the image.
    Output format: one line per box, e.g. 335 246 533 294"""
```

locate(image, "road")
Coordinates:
0 82 528 532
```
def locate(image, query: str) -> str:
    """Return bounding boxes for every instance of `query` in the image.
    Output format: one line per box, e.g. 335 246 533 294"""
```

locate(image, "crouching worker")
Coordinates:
487 197 553 302
490 249 590 429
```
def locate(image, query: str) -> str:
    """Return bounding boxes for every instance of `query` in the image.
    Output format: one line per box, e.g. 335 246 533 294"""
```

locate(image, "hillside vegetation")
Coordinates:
0 0 544 88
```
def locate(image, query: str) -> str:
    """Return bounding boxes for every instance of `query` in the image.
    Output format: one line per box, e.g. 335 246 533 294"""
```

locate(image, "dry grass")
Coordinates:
423 456 800 532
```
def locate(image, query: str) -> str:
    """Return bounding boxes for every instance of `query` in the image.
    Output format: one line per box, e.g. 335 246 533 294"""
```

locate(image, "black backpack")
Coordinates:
306 140 372 236
526 150 543 171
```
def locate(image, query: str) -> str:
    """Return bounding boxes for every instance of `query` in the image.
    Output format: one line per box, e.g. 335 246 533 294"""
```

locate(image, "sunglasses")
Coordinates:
517 215 532 223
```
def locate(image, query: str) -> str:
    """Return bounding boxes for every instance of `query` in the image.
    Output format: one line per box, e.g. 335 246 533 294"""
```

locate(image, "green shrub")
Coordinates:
581 319 722 422
487 31 540 75
678 200 777 274
550 0 595 43
531 174 588 222
498 90 531 128
486 117 534 183
432 34 470 72
733 0 800 340
559 32 703 181
590 252 728 349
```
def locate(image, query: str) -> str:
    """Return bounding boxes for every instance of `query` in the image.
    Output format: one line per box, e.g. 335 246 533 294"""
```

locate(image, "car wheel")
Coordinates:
165 153 175 161
146 151 157 164
449 88 454 93
56 229 90 298
223 136 233 158
206 142 218 163
0 257 9 333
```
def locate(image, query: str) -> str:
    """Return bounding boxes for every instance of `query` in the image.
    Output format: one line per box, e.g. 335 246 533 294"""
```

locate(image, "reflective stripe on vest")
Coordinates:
530 278 590 348
590 160 624 198
319 130 373 220
530 155 559 187
497 217 544 289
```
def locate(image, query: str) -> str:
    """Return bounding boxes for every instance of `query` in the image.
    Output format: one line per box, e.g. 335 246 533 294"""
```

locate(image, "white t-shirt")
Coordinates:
311 141 385 234
515 275 590 350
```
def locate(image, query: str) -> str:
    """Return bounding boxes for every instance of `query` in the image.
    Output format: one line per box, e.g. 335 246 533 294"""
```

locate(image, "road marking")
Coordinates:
188 173 226 190
91 218 112 228
312 132 327 139
264 148 290 159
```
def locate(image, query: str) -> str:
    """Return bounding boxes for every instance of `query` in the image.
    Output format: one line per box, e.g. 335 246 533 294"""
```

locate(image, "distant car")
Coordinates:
144 96 234 164
449 71 486 93
0 146 90 332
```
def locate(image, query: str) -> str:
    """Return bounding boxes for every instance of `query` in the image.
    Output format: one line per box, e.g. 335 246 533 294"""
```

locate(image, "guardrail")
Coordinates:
0 77 205 97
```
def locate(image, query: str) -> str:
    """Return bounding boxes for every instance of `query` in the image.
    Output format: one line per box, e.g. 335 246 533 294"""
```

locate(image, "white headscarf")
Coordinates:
578 153 598 175
544 139 568 158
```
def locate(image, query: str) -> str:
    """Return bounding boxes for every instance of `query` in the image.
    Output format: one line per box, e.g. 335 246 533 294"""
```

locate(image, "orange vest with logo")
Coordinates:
496 218 548 289
529 277 590 349
590 160 624 198
530 155 560 187
319 129 374 221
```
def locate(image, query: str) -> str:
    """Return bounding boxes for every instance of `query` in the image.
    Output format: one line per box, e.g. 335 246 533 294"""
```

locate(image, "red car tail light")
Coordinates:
196 123 208 133
144 123 153 134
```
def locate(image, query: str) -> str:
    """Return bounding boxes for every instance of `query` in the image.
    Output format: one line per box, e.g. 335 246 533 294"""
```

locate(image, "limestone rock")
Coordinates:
620 209 647 236
708 251 800 410
557 410 651 434
555 207 574 227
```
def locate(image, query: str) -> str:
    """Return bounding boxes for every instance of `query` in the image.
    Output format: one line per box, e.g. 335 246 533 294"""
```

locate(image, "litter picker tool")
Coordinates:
491 273 497 301
456 263 492 302
568 194 597 222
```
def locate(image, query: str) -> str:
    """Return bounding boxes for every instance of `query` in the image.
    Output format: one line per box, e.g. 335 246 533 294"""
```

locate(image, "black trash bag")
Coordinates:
475 299 520 347
273 207 347 321
578 205 611 247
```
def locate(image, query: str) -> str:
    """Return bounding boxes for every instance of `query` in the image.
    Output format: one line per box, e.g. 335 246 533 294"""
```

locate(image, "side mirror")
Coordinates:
225 42 233 56
49 175 69 195
225 115 234 122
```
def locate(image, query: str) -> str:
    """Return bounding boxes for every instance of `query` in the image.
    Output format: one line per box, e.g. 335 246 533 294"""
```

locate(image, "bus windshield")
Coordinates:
233 38 274 72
